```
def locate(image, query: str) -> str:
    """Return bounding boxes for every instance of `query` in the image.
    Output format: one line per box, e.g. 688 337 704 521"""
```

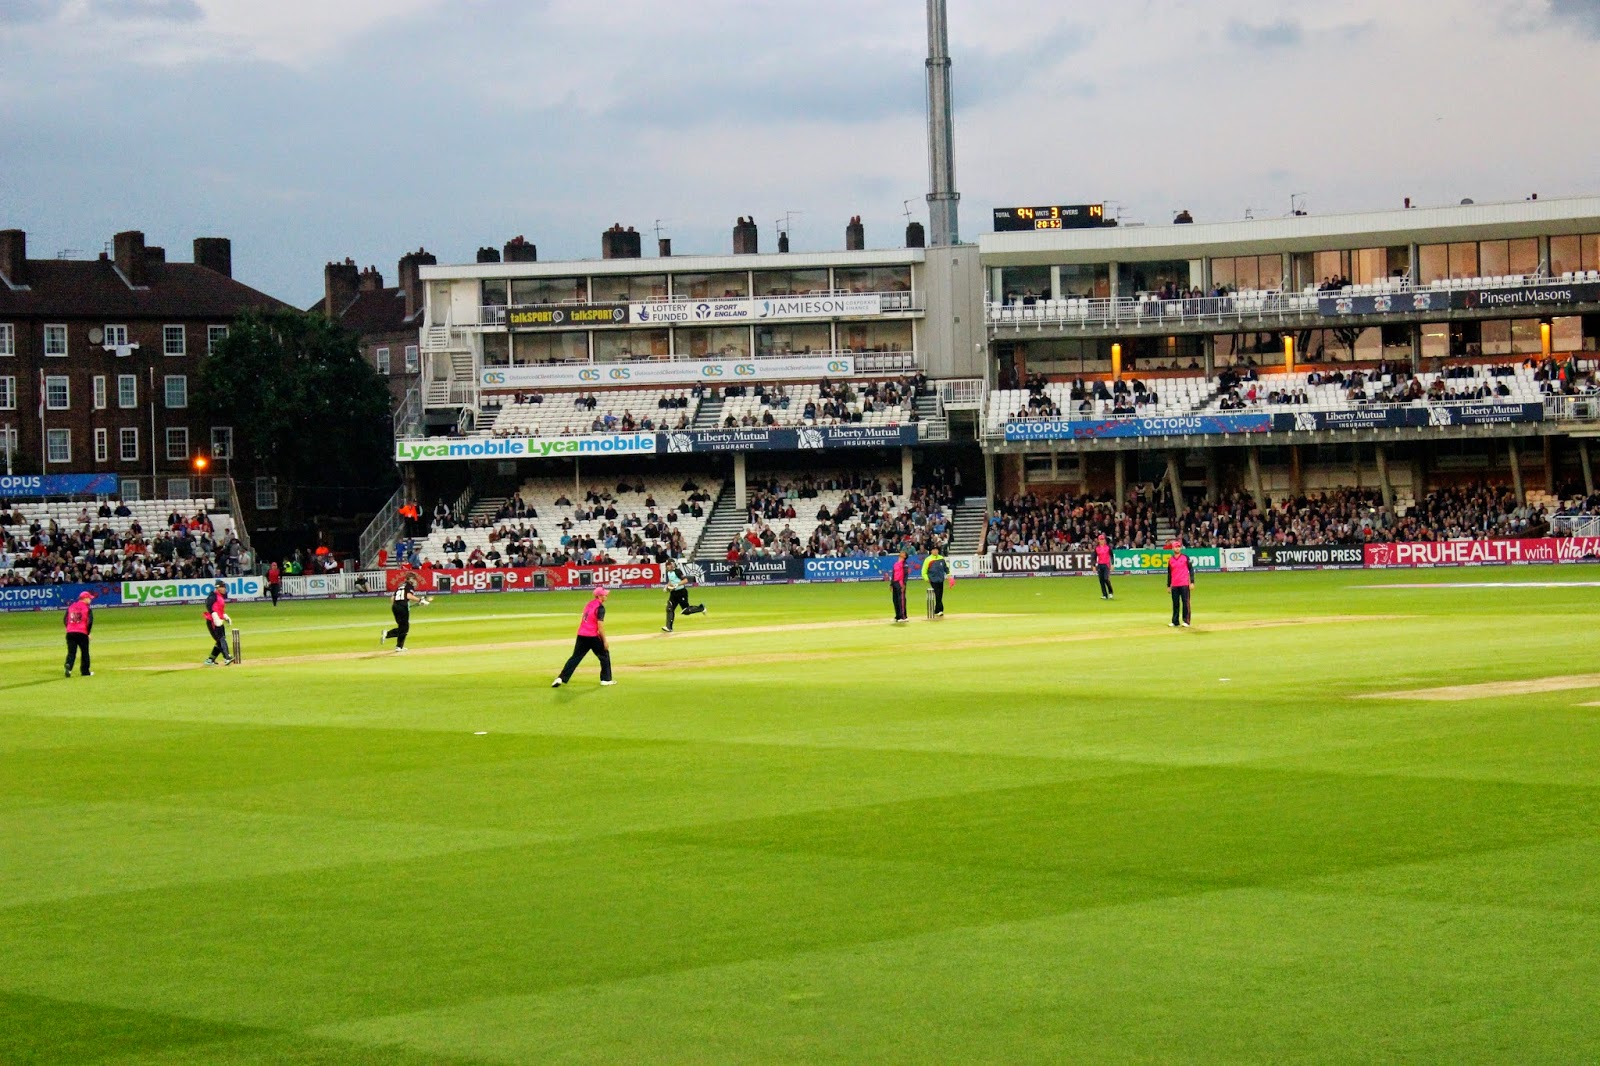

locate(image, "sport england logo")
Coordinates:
695 303 713 319
1294 412 1318 432
797 428 824 449
667 433 694 454
1428 405 1454 427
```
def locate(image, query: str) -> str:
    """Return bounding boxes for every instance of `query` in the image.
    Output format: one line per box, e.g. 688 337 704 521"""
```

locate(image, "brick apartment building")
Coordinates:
0 228 288 502
314 249 434 411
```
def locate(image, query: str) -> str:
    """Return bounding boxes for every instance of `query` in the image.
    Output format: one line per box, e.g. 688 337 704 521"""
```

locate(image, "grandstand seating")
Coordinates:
408 475 720 567
482 389 699 437
986 376 1213 433
719 470 951 557
718 382 911 429
0 497 240 583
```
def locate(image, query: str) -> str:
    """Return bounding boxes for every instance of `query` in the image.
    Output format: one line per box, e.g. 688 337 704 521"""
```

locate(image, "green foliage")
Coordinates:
197 309 392 498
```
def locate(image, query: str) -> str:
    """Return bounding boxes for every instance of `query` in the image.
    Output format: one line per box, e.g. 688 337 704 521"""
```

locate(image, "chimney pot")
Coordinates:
193 237 232 278
113 230 147 286
0 229 26 286
602 226 642 259
845 216 865 251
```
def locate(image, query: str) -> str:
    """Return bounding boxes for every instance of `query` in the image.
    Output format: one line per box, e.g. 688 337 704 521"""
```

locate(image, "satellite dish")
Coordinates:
88 327 104 343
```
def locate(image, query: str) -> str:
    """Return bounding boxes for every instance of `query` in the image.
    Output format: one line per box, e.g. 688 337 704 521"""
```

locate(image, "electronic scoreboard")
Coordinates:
992 204 1106 232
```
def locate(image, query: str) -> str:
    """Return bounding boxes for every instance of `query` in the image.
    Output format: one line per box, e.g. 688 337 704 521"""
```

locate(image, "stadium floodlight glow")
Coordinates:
1541 321 1552 357
193 454 209 473
1284 336 1295 374
1111 343 1122 379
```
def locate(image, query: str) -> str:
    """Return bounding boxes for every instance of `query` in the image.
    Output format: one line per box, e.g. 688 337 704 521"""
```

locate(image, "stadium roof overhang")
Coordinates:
978 196 1600 267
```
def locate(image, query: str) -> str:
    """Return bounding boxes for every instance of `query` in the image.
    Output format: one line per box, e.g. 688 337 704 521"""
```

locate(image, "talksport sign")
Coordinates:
121 576 265 606
480 356 855 389
630 294 883 325
0 474 121 498
506 303 629 329
395 433 658 463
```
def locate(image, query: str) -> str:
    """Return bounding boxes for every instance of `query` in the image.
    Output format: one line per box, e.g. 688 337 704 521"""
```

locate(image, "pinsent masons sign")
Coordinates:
395 434 658 463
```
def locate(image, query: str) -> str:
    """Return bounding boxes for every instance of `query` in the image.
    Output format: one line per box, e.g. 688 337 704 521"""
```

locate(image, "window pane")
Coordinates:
94 429 107 462
1510 318 1542 354
376 347 390 375
166 427 188 460
1257 255 1283 291
1480 319 1512 356
1420 322 1449 360
120 428 138 461
165 478 191 499
211 427 232 459
0 376 13 409
1448 242 1478 279
511 331 587 364
118 375 137 407
834 265 911 293
1210 258 1236 291
45 325 67 356
508 277 585 305
678 326 750 358
1507 238 1539 277
0 323 13 356
839 321 913 353
1583 234 1600 271
47 429 70 463
165 375 187 408
404 345 419 373
1417 244 1449 284
752 269 828 297
755 322 831 357
1550 235 1581 276
1479 240 1510 277
46 376 69 409
163 325 186 356
208 325 228 354
594 330 669 362
482 333 510 367
592 274 667 302
670 272 748 299
93 376 107 409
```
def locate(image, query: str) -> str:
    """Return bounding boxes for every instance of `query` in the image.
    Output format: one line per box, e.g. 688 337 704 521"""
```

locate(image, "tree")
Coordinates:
198 309 393 520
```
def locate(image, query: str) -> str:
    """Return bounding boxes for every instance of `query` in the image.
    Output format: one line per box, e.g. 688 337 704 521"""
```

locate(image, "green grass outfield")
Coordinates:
3 568 1599 1064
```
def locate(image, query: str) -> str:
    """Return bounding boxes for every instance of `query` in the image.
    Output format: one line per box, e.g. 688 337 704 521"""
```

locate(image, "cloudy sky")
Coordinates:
4 0 1599 305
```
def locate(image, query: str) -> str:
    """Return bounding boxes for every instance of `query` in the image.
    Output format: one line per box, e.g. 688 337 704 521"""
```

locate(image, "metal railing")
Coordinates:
394 386 422 439
1546 395 1600 422
358 486 406 571
473 289 922 326
938 378 987 410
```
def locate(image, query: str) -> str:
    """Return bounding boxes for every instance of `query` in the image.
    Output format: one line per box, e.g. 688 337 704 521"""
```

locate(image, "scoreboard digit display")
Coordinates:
992 204 1106 232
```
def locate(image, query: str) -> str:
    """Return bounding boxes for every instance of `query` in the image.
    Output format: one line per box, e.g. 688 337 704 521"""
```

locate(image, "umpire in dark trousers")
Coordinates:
888 549 910 622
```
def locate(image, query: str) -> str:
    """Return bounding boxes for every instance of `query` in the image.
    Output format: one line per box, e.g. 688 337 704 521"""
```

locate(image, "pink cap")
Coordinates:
78 591 94 600
593 586 611 599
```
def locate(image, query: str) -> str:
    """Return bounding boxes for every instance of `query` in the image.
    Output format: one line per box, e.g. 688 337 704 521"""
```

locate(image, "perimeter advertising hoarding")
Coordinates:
1363 537 1600 568
395 433 658 463
1004 414 1270 442
0 474 122 498
1254 545 1366 568
663 425 920 453
0 582 123 611
1451 281 1600 312
629 294 884 325
1272 403 1543 433
120 576 265 606
990 552 1096 574
505 304 630 329
480 355 855 390
1316 291 1449 316
803 555 927 582
687 559 805 585
1112 547 1223 572
386 564 662 593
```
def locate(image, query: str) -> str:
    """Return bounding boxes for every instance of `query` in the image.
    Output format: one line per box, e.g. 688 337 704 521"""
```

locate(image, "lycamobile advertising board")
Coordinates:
395 433 658 463
121 576 265 606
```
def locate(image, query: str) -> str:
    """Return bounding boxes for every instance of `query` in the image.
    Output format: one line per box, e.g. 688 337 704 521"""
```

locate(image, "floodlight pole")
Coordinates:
925 0 960 246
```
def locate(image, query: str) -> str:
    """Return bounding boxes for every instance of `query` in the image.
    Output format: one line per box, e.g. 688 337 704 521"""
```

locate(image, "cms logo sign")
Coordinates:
578 369 601 382
608 368 631 380
826 360 849 373
733 363 756 376
482 371 507 385
701 365 724 377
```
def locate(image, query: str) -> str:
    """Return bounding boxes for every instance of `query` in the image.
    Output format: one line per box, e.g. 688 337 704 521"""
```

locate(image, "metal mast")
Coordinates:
925 0 960 246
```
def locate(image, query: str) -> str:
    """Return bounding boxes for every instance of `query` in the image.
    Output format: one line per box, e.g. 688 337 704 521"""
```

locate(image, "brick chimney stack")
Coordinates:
601 224 642 260
323 258 360 318
397 248 437 320
733 216 759 255
905 221 926 248
114 230 147 286
503 236 538 263
358 265 384 292
0 229 24 286
193 237 232 278
845 215 865 251
476 247 501 263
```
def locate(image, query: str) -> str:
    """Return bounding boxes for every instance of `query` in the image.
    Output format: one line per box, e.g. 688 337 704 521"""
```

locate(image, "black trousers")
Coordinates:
560 635 612 682
930 580 945 614
665 587 703 630
269 582 280 606
386 603 410 648
891 581 907 620
207 621 231 661
1170 586 1191 625
1097 563 1113 598
65 633 90 675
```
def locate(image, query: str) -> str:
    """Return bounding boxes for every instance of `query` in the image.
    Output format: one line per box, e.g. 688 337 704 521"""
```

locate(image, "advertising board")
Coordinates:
0 582 124 611
121 576 265 606
480 355 855 390
989 552 1095 574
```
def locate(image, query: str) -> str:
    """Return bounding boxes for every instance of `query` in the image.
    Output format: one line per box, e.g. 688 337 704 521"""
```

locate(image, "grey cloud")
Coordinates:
1226 18 1304 49
87 0 201 22
0 0 65 25
1546 0 1600 37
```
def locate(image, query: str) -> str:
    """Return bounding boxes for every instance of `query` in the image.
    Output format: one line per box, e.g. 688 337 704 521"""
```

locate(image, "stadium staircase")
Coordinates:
691 396 726 429
947 496 989 555
914 391 949 441
693 484 747 561
466 494 502 525
426 352 474 406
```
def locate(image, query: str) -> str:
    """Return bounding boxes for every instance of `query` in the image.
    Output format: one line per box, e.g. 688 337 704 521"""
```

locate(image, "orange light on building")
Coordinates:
1111 342 1122 379
1541 321 1552 357
1284 335 1295 374
193 455 209 473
